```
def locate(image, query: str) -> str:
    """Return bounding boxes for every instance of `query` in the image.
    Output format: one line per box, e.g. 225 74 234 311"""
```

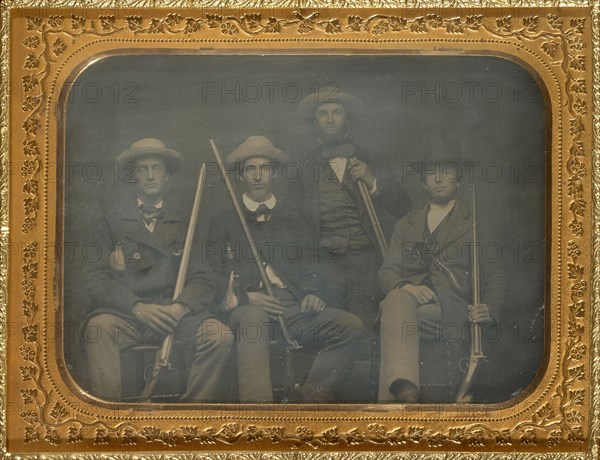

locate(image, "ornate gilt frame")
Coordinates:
0 1 597 458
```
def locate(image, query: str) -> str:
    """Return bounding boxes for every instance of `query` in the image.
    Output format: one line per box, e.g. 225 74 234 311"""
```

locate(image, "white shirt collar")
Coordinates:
242 193 276 212
429 199 456 212
137 198 163 209
328 157 347 183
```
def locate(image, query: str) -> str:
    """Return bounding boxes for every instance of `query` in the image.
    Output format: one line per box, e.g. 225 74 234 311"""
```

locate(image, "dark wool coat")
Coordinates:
84 196 216 325
378 199 506 334
207 203 320 305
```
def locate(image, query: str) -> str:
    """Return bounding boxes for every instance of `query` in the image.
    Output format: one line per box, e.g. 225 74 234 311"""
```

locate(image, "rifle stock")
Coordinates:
137 162 208 402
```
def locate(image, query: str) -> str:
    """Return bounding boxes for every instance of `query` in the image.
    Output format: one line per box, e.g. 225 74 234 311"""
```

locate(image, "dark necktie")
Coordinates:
140 204 161 227
247 203 271 221
320 142 356 160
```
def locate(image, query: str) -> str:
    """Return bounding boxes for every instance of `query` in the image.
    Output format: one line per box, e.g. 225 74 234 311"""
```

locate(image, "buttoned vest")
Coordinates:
318 162 371 254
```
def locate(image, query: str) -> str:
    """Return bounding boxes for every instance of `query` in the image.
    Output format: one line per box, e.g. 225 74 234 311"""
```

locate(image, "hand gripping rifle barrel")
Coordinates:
349 157 388 258
137 162 208 402
210 139 301 350
455 182 486 403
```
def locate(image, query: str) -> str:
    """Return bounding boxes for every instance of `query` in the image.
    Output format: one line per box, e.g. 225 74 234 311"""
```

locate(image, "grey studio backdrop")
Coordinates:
63 54 546 403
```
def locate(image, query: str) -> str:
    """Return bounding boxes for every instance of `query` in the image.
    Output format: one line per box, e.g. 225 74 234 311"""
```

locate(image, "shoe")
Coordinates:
390 379 419 403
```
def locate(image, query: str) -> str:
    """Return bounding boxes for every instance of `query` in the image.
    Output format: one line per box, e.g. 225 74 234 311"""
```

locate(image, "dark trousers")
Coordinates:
226 287 364 403
317 246 381 326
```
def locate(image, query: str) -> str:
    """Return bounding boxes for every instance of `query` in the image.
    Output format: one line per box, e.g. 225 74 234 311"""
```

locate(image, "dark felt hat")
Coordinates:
421 131 472 165
423 149 468 166
420 132 474 182
116 138 183 173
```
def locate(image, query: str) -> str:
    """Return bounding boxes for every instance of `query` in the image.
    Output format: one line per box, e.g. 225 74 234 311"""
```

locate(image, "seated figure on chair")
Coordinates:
84 138 232 402
377 149 506 403
207 136 365 403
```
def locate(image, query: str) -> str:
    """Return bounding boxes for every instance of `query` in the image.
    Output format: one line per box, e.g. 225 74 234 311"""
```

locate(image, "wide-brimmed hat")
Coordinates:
225 136 289 166
421 132 472 166
297 89 365 122
116 138 183 173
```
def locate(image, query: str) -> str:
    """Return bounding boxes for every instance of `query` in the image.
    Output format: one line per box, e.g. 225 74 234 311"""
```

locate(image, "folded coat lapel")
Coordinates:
404 207 429 249
433 200 470 252
154 202 182 250
117 198 180 257
341 160 360 196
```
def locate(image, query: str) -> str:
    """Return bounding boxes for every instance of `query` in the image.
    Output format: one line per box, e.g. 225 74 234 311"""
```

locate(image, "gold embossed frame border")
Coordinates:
0 3 598 458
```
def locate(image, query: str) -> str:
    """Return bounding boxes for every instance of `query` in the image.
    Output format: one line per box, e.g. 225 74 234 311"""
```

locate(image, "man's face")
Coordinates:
134 155 170 200
314 102 348 144
242 156 275 201
423 168 459 204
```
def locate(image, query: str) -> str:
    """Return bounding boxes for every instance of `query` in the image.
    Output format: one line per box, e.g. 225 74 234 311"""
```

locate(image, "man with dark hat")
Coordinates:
377 150 506 402
84 138 232 402
294 90 411 325
207 135 364 403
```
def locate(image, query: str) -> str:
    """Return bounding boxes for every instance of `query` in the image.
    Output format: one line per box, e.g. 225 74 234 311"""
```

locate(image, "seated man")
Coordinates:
377 150 506 403
84 138 232 402
207 135 364 403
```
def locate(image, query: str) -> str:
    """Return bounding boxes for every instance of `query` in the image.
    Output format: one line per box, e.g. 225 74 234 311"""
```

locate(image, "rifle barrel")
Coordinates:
350 158 388 259
210 139 300 350
138 162 208 401
456 182 485 403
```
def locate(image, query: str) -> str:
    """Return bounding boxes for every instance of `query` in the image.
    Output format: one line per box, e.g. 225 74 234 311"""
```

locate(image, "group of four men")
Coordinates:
83 90 505 404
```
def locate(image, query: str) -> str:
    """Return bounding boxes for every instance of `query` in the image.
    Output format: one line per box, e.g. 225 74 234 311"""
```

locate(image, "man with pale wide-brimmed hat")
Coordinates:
377 147 506 403
294 89 411 327
84 138 232 402
207 135 364 403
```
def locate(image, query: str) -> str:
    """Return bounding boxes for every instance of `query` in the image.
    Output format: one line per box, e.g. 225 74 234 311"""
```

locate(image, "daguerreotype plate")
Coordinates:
0 1 597 459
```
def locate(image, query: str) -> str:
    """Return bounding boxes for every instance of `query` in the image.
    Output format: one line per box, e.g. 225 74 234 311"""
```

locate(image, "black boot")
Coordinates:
390 379 419 403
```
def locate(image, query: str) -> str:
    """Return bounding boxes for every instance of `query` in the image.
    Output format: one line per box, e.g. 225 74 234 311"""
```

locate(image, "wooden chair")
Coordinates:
419 340 469 403
121 339 309 403
120 342 192 402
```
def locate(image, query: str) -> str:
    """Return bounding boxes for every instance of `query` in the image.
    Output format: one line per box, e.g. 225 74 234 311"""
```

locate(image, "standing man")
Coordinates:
377 150 506 402
84 138 232 402
294 89 411 324
207 136 364 403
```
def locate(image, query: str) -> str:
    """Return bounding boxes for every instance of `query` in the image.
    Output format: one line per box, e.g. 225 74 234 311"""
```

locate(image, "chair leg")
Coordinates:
370 335 381 402
284 347 304 402
121 344 190 402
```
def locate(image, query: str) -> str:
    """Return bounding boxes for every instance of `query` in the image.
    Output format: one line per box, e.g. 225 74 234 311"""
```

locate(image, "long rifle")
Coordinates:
349 158 389 402
210 139 301 351
137 163 208 402
455 182 485 403
349 157 388 258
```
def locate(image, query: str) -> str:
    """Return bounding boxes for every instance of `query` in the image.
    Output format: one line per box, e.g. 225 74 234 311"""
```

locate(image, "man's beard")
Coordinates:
318 126 348 145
